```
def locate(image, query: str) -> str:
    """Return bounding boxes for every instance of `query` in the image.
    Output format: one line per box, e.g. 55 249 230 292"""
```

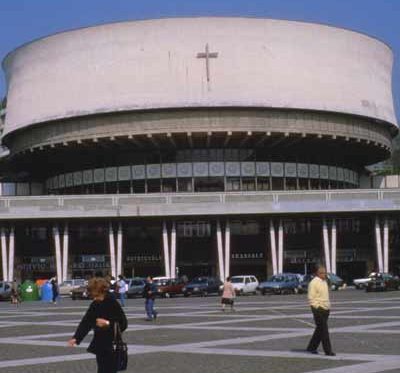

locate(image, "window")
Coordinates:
226 178 240 191
178 221 211 237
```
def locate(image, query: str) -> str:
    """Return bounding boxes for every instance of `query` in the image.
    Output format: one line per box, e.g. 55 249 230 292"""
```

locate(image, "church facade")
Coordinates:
0 17 398 284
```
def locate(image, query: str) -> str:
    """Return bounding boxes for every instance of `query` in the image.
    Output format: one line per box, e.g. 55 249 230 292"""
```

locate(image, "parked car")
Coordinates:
154 278 185 298
126 277 146 298
366 273 400 292
353 272 378 289
257 273 301 295
327 273 344 291
183 277 223 297
59 279 87 296
71 284 90 300
0 282 12 301
230 275 259 295
299 273 344 292
299 274 314 293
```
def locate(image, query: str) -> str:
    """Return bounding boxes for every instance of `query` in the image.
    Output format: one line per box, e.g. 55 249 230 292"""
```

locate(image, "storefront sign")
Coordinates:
231 253 264 259
126 254 161 262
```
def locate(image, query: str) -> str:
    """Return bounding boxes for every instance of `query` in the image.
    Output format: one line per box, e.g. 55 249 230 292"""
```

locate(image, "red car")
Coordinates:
153 278 185 298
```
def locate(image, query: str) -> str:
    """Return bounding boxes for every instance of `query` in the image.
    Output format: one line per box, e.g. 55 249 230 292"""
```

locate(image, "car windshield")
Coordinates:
268 276 285 282
190 278 208 284
230 277 244 283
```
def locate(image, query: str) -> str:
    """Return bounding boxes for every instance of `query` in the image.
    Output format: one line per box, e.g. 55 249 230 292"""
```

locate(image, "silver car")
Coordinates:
59 279 87 296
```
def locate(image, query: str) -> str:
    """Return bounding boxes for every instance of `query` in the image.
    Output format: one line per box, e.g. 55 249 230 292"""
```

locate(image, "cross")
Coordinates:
196 43 218 82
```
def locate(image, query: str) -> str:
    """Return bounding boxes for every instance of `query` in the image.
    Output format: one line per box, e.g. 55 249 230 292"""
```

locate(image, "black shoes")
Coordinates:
325 352 336 356
307 349 318 355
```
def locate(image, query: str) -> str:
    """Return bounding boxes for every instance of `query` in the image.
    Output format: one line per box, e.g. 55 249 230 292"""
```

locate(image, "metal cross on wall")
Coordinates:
196 43 218 82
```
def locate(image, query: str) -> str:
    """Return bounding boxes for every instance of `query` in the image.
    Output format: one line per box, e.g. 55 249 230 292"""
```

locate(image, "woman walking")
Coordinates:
68 277 128 373
221 277 236 312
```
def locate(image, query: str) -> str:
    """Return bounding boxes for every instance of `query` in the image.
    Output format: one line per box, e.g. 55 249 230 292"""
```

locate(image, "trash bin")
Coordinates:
41 281 53 302
20 280 40 301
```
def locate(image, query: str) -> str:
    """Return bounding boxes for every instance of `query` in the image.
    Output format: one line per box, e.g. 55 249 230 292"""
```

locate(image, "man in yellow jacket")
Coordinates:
306 266 335 356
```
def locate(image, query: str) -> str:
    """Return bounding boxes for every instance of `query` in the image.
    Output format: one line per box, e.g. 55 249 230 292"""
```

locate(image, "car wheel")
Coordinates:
184 293 189 297
72 296 76 300
262 290 266 296
331 285 337 291
293 287 299 295
164 292 170 298
202 291 208 297
239 289 244 296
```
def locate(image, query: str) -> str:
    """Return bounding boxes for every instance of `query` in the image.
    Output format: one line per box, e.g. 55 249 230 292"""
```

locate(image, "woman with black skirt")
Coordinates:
68 277 128 373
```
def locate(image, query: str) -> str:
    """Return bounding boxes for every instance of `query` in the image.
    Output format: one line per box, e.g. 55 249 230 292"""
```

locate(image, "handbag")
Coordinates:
112 322 128 371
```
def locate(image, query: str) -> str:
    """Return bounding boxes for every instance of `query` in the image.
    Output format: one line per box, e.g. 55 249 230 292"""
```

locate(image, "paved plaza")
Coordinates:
0 290 399 373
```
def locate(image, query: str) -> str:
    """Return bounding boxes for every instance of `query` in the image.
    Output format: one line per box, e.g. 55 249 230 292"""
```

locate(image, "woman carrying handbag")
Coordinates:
68 277 128 373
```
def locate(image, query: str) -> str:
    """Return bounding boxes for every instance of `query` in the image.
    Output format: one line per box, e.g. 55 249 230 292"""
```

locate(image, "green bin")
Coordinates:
20 280 40 301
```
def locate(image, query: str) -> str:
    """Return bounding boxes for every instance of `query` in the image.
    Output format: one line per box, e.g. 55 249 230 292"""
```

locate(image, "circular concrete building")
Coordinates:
0 18 398 283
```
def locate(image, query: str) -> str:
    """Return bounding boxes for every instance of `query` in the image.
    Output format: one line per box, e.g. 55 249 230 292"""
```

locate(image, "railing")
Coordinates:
0 189 398 219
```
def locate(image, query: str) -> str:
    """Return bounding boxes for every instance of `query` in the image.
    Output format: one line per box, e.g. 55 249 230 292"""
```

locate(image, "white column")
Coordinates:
224 220 231 279
278 220 284 274
162 222 171 278
330 219 337 275
8 226 15 282
216 220 225 282
170 222 176 278
62 224 69 282
53 225 63 284
322 219 331 273
383 218 389 273
269 220 278 275
375 218 384 273
1 227 8 282
109 223 116 278
116 222 123 277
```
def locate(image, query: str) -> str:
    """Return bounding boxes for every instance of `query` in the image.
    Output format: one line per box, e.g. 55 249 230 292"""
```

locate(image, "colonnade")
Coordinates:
0 217 395 282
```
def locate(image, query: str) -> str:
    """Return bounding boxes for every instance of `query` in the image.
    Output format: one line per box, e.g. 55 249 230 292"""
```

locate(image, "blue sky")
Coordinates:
0 0 399 121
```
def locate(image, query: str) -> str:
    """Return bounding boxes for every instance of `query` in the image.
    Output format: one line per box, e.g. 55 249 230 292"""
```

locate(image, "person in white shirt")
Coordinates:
116 275 127 307
306 266 335 356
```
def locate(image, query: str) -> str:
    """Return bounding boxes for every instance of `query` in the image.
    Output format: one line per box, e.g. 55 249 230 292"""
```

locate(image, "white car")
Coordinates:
353 273 377 289
230 275 259 295
59 279 87 296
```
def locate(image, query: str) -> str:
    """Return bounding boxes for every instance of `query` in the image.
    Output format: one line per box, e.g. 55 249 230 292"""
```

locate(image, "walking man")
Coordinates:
143 276 158 321
306 266 335 356
51 277 59 305
116 275 127 307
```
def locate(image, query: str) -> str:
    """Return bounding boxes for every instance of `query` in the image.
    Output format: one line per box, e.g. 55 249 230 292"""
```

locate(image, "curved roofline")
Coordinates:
1 15 393 69
2 105 398 145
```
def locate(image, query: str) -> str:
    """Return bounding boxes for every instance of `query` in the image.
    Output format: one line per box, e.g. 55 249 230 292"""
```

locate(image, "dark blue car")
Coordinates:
182 277 222 297
257 273 301 295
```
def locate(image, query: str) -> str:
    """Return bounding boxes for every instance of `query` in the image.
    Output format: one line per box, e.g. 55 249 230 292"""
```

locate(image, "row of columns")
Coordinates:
162 222 177 278
269 220 284 275
216 220 231 282
322 219 337 274
1 227 15 282
0 218 394 282
109 222 123 279
375 217 389 273
52 224 69 283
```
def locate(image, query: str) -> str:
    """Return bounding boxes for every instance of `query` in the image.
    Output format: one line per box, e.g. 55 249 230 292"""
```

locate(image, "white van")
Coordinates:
230 275 259 295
